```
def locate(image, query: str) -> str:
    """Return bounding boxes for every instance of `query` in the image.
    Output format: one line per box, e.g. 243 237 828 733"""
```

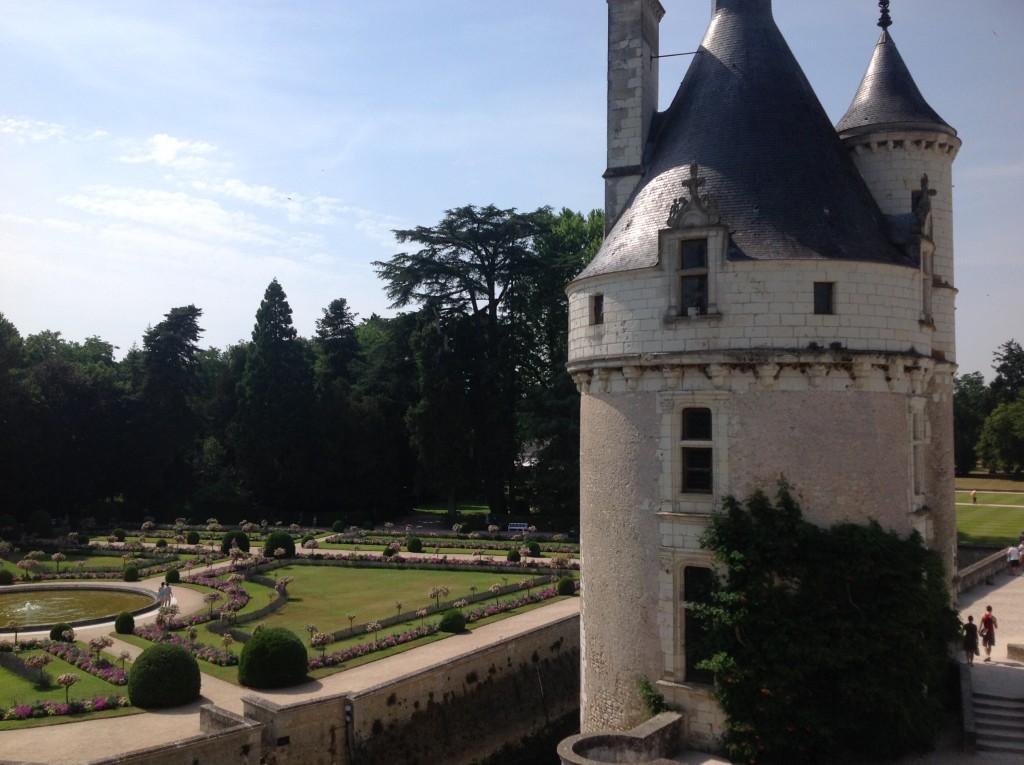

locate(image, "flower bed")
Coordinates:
133 624 238 666
1 695 129 721
308 624 438 671
462 586 567 622
293 550 579 571
41 641 129 685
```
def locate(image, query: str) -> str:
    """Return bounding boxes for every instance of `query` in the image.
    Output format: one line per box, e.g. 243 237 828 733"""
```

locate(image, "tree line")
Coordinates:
0 205 603 531
954 339 1024 475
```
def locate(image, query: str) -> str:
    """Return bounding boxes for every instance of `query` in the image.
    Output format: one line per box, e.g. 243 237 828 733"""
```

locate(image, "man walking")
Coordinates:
981 605 998 662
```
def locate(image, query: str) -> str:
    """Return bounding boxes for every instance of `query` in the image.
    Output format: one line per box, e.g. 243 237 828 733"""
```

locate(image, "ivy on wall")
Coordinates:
695 482 960 764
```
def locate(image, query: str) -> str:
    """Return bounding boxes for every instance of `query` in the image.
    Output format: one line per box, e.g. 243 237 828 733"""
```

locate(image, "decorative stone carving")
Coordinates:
666 163 720 228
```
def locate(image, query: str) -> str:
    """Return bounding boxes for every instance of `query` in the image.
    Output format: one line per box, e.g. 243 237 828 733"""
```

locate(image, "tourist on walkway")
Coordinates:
971 489 977 504
981 605 998 662
1008 543 1021 576
963 615 979 665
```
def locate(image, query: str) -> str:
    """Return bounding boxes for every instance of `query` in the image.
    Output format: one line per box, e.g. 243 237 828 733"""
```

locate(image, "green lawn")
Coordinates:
256 565 526 636
957 504 1024 546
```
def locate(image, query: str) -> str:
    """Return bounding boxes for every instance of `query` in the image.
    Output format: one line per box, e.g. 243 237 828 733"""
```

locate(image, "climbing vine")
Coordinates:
695 482 960 764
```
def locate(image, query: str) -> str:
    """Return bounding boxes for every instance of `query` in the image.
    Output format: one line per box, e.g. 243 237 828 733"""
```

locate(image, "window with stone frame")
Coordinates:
591 293 604 325
678 239 709 317
682 565 715 684
680 407 713 493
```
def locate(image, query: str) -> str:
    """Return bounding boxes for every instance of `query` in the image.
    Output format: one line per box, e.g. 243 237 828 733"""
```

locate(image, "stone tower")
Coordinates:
567 0 958 750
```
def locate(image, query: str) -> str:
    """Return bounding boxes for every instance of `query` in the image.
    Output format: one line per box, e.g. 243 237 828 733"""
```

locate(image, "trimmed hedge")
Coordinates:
123 566 139 582
114 612 135 635
0 569 13 586
221 530 251 554
263 531 296 559
506 549 521 562
438 608 466 634
406 536 423 553
556 576 575 596
186 530 200 545
128 643 201 708
165 568 181 584
50 622 74 641
238 627 308 689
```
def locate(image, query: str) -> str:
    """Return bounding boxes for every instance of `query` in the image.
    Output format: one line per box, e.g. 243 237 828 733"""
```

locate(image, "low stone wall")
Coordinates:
957 548 1007 595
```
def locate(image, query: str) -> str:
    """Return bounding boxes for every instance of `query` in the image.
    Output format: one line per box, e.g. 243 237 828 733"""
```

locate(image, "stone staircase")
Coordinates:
973 691 1024 756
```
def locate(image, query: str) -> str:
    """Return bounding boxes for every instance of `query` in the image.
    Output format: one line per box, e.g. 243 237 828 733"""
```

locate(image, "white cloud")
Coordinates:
118 133 218 173
0 117 67 143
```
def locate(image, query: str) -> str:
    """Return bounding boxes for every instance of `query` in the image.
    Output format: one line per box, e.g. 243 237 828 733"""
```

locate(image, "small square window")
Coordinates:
682 408 712 440
592 294 604 325
813 282 834 315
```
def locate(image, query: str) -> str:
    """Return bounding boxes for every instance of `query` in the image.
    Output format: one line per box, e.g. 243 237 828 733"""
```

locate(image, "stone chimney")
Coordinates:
604 0 665 233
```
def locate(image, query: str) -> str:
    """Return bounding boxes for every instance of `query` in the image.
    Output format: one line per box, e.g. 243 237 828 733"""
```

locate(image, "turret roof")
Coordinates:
836 26 956 139
577 0 909 283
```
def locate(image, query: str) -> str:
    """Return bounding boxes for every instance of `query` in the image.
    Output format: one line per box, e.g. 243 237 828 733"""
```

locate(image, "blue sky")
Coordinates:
1 1 1021 379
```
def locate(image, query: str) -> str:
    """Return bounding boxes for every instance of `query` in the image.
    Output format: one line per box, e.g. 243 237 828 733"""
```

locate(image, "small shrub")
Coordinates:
637 676 671 718
406 536 423 553
506 549 521 562
381 545 395 558
50 623 73 642
220 530 250 554
154 538 167 548
128 643 201 708
438 608 466 634
186 530 200 545
165 569 180 584
112 528 127 542
123 566 139 582
526 540 541 557
114 612 135 635
238 627 307 689
0 569 13 586
262 531 296 559
360 518 375 530
332 520 344 533
556 576 576 596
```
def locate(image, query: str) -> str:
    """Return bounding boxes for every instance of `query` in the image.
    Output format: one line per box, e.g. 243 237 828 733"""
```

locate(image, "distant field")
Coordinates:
957 504 1024 546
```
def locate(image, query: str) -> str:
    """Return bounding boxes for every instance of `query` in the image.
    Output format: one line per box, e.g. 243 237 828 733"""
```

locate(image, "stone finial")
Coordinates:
878 0 892 30
667 162 719 228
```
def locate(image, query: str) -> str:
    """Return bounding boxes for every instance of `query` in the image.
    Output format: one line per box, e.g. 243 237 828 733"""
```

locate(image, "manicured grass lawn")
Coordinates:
957 505 1024 546
255 565 524 636
955 475 1024 492
955 491 1024 508
0 648 138 729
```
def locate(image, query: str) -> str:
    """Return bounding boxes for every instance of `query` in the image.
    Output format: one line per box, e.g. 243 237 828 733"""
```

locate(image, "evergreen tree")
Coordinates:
235 279 314 516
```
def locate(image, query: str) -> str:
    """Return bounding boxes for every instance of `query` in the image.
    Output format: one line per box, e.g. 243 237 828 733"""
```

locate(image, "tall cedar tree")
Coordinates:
374 204 547 516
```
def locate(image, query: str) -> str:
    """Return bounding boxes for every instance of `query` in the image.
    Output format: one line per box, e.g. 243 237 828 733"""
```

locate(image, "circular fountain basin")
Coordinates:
0 584 158 632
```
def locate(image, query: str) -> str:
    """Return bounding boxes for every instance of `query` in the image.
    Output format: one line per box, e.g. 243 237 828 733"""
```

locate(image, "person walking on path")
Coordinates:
963 615 979 665
981 605 998 662
971 489 977 504
1008 543 1021 576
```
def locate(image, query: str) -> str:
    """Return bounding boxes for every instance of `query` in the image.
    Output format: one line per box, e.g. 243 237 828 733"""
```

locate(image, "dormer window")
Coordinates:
679 240 709 317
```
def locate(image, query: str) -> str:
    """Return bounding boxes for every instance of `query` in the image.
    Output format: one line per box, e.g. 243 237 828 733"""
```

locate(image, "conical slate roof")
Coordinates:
836 28 956 138
577 0 908 282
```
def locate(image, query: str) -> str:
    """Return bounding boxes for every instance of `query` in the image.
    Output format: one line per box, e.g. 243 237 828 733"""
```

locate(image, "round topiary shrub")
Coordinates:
123 565 139 582
220 530 250 554
154 538 167 548
262 531 295 559
0 569 13 586
165 568 180 584
406 536 423 553
114 611 135 635
526 541 541 557
128 643 201 708
556 576 576 597
49 622 73 641
186 530 200 545
506 549 521 562
112 528 127 542
238 627 308 689
438 608 466 634
332 520 344 533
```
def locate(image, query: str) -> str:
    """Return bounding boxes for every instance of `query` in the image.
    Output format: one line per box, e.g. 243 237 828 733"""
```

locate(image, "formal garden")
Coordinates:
0 517 580 728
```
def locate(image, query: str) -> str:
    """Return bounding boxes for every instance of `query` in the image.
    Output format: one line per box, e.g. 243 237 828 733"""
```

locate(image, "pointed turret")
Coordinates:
836 4 955 138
